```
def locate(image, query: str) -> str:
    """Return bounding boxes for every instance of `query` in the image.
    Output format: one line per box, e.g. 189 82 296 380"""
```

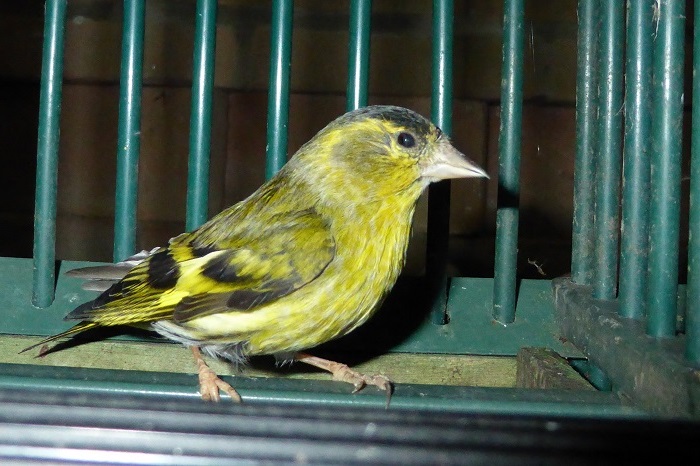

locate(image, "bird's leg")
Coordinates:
294 353 394 404
191 346 242 402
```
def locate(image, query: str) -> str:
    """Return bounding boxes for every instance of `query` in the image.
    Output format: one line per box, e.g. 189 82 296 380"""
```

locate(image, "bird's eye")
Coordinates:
397 132 415 148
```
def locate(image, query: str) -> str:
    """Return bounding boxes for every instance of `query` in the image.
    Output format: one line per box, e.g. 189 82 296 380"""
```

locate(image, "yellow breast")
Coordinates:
184 197 417 356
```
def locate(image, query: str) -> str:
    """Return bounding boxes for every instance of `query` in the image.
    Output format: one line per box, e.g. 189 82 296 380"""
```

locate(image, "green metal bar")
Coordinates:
618 0 653 319
426 0 454 325
592 0 623 300
647 0 685 338
0 365 646 419
430 0 453 140
32 0 67 308
570 359 613 391
493 0 525 324
346 0 372 111
265 0 294 180
584 363 613 392
687 0 700 364
571 0 599 286
186 0 218 231
113 0 146 261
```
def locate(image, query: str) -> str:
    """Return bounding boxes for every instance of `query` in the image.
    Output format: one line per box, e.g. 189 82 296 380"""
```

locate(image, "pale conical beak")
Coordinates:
421 139 489 181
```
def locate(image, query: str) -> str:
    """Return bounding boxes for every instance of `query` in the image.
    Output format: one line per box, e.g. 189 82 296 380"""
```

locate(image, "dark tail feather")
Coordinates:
19 321 100 354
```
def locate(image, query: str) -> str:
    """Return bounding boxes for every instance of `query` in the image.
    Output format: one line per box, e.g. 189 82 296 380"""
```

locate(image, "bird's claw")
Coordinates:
198 370 241 403
329 363 394 400
294 353 395 407
348 374 393 394
194 347 242 403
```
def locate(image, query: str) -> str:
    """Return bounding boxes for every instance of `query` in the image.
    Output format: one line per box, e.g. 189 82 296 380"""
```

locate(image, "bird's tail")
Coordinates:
19 321 100 355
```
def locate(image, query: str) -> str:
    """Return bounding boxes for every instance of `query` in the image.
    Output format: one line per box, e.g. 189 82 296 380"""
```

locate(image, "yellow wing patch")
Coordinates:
65 208 336 328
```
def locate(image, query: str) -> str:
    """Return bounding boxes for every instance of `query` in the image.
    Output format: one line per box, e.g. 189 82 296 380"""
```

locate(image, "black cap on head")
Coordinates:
342 106 435 139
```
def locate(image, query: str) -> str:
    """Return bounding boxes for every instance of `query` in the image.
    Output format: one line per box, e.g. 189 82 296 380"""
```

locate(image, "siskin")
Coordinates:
23 105 488 402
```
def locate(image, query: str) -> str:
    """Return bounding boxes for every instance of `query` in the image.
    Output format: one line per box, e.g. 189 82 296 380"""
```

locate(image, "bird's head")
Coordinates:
286 105 488 203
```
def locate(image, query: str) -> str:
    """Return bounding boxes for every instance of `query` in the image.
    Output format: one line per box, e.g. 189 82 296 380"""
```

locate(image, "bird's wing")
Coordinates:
67 208 336 326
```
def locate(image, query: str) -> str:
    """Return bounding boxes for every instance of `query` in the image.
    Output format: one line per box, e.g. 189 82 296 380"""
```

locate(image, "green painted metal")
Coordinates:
618 0 653 319
265 0 294 180
687 1 700 364
113 0 146 261
585 363 612 391
398 278 583 357
346 0 372 111
647 0 685 338
570 359 613 391
337 278 584 357
592 0 623 300
32 0 67 308
426 0 454 326
186 0 218 231
571 0 599 286
0 364 643 418
493 0 525 323
430 0 453 136
2 258 112 335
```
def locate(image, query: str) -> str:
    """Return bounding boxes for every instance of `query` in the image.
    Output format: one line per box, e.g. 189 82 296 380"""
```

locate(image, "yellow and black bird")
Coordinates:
23 105 488 402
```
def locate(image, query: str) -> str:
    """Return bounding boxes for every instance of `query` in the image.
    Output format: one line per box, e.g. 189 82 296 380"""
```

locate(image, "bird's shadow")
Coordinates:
33 326 160 358
302 275 432 365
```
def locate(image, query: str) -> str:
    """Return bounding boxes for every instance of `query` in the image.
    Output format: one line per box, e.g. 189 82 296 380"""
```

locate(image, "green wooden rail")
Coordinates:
14 0 700 420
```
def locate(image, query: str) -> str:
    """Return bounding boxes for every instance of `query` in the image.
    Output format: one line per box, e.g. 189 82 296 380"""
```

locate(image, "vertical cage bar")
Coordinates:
113 0 146 261
647 0 685 338
493 0 525 324
427 0 454 325
571 0 599 286
585 363 613 391
686 0 700 364
186 0 218 231
32 0 67 307
266 0 294 180
570 360 613 391
592 0 624 300
618 0 653 319
346 0 372 111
